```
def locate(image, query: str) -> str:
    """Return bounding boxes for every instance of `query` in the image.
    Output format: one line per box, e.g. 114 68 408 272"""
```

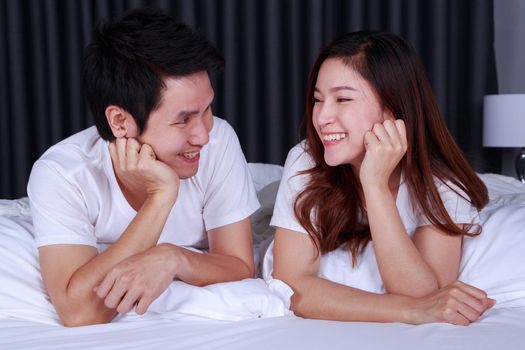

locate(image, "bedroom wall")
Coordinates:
0 0 500 198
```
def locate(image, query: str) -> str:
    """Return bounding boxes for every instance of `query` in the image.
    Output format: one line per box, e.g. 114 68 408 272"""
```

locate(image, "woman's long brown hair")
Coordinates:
294 31 488 265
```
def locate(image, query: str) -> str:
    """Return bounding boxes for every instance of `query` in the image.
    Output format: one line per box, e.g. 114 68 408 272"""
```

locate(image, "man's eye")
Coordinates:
172 118 189 125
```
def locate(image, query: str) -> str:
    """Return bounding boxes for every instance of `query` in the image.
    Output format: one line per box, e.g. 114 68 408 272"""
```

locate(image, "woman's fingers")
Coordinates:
394 119 408 149
451 280 489 302
370 119 406 152
371 122 391 144
363 130 380 150
454 297 482 322
381 119 401 144
448 287 486 315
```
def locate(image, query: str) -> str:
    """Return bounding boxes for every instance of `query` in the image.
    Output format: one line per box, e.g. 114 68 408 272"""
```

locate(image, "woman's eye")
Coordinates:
313 97 323 104
337 98 352 103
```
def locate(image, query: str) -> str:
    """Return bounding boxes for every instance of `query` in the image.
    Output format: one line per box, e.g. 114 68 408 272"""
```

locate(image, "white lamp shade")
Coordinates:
483 94 525 147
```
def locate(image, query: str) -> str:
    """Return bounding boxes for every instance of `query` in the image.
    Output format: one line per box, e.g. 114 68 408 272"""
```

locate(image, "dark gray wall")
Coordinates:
494 0 525 94
0 0 500 198
493 0 525 177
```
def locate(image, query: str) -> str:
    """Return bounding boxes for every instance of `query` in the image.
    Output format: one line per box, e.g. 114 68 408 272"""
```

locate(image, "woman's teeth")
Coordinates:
323 133 347 142
179 151 199 159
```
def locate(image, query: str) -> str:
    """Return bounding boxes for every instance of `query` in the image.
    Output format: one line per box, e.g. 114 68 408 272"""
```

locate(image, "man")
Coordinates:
27 8 259 327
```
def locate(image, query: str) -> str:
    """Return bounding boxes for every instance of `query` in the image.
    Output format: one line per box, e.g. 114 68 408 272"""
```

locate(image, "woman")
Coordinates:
266 31 493 325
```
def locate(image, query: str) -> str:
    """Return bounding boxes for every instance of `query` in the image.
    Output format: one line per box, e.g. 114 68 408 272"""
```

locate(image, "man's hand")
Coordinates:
94 244 179 315
109 138 180 202
359 119 407 188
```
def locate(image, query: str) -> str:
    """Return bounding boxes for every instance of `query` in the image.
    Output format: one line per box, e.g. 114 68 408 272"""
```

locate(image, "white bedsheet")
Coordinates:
1 307 525 350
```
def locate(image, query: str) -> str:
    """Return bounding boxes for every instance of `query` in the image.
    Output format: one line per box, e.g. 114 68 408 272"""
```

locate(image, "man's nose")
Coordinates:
188 117 211 146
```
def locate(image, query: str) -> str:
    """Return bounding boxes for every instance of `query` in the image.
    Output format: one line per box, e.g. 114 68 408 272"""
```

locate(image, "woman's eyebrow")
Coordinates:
314 86 357 93
329 86 357 92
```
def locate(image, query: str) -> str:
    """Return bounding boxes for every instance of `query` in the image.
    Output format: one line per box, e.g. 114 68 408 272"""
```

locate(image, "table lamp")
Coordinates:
483 94 525 182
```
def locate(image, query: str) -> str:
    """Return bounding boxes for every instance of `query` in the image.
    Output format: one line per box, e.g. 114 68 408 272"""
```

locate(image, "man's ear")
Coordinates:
106 105 132 138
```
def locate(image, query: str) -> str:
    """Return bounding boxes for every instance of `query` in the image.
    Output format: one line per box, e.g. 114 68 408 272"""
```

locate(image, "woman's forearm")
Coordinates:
363 184 438 296
285 274 413 322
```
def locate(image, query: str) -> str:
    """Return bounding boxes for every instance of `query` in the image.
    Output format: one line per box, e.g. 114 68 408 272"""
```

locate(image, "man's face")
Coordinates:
128 71 215 179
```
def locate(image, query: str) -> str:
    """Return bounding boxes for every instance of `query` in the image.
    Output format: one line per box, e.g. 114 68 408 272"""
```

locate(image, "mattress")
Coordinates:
1 165 525 349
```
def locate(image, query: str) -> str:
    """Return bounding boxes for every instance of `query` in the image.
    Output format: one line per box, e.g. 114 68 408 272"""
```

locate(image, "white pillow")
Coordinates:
247 163 283 192
247 163 284 275
460 203 525 307
0 198 61 325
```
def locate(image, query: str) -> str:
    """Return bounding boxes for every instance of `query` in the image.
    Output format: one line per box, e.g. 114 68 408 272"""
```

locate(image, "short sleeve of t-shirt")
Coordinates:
270 142 313 234
414 179 481 229
201 120 260 230
28 159 97 247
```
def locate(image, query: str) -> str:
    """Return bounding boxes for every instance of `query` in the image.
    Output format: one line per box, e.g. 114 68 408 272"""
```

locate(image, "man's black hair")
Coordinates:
83 7 224 140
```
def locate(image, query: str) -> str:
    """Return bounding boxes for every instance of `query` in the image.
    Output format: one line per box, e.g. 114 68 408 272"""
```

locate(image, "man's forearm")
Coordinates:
167 244 254 286
60 193 175 324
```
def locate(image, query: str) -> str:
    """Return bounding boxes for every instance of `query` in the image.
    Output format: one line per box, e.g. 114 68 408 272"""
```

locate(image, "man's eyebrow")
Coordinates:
175 94 215 120
176 110 199 120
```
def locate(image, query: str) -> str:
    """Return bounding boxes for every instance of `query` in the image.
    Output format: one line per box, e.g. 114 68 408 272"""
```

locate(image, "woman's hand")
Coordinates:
405 280 495 326
359 119 407 188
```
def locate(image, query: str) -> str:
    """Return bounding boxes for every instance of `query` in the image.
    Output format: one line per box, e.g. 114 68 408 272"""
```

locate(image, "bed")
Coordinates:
1 163 525 350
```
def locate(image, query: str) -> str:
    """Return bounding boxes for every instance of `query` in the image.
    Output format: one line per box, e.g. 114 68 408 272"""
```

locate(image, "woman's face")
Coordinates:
312 57 389 168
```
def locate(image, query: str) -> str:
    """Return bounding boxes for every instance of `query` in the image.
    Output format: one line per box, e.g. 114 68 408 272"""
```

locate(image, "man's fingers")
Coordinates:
116 289 142 314
135 293 155 315
108 142 117 163
125 138 141 170
101 272 132 308
95 274 115 299
115 137 127 168
139 144 156 161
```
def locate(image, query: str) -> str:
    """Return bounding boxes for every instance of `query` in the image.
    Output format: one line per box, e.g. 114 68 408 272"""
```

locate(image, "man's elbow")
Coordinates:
57 303 116 327
244 261 255 279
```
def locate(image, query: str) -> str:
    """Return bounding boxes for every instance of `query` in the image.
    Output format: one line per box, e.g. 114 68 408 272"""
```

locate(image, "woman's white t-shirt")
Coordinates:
264 141 480 292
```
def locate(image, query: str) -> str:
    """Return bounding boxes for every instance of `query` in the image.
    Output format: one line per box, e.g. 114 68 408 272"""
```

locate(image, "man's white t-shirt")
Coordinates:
264 141 480 292
28 117 260 251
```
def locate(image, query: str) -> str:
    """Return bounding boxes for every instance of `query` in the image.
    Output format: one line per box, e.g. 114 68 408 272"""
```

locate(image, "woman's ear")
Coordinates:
106 105 132 138
382 109 396 122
